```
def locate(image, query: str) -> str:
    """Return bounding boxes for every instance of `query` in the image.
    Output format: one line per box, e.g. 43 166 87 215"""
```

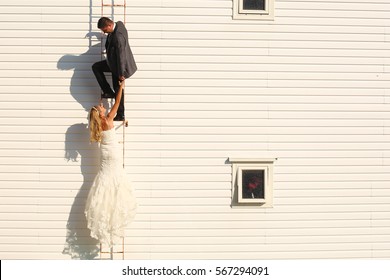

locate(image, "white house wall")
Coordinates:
0 0 389 259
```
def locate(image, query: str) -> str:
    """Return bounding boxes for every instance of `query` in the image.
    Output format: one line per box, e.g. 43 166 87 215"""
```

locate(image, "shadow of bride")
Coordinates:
62 123 100 259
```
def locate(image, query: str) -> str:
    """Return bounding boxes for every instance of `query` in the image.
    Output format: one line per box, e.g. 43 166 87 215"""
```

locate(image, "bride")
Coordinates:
86 81 137 248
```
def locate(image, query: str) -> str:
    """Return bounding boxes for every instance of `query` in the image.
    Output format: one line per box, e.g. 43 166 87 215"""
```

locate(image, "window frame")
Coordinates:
233 0 275 20
230 158 276 208
237 165 268 204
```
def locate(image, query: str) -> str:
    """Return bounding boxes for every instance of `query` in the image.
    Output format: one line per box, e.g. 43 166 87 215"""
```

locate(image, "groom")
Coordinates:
92 17 137 121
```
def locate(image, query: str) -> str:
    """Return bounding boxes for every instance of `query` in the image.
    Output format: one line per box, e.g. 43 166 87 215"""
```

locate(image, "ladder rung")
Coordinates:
100 251 124 254
102 4 125 7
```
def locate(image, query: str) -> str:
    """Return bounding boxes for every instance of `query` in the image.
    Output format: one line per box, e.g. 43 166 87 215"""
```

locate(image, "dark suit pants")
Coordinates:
92 60 125 118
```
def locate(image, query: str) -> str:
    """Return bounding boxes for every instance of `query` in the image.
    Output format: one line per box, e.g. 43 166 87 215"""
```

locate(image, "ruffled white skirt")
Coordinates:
85 129 137 247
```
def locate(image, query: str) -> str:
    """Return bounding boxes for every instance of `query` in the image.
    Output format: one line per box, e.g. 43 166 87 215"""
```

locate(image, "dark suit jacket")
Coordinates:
105 21 137 79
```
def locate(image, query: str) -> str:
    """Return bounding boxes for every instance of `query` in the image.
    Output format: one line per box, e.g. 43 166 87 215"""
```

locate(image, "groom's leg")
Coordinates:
92 60 115 96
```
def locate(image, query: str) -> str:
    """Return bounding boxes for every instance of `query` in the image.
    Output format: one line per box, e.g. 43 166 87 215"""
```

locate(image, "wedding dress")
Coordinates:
85 127 137 247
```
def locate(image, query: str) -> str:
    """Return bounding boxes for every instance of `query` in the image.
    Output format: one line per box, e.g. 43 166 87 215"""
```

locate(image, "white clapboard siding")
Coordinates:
0 0 390 260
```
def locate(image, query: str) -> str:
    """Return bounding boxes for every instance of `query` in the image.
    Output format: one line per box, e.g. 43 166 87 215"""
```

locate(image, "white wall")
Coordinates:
0 0 389 259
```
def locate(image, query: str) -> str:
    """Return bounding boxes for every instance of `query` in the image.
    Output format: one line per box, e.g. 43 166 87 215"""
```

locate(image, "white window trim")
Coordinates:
233 0 275 20
230 158 276 208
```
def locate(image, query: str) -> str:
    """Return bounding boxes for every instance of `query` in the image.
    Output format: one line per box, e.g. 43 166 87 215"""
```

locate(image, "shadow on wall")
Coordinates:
56 32 102 111
58 31 103 259
59 0 114 257
62 123 100 259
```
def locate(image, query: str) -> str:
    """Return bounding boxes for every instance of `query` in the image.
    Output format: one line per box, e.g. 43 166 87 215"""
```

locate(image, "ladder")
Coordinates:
100 237 125 260
99 0 127 260
101 0 127 20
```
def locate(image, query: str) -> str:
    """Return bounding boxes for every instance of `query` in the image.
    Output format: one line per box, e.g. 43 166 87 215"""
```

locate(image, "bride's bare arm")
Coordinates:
107 82 125 120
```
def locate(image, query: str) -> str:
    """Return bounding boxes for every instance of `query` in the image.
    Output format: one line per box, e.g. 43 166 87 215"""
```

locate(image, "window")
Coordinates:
230 158 276 207
233 0 275 20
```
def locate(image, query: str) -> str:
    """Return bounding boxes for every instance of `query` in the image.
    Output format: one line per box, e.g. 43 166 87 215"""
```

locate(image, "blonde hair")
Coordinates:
89 107 102 142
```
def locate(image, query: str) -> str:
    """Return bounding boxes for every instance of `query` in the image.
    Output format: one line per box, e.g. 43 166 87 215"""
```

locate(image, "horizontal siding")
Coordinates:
1 0 390 259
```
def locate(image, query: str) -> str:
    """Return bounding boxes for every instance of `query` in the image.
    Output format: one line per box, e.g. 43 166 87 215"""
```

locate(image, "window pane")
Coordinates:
242 170 265 199
243 0 265 11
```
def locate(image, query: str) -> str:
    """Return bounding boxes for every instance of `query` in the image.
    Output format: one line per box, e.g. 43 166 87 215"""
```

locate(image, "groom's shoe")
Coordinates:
113 115 125 121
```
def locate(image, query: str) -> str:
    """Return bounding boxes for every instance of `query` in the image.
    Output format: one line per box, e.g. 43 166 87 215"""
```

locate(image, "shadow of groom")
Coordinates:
57 32 103 111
